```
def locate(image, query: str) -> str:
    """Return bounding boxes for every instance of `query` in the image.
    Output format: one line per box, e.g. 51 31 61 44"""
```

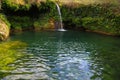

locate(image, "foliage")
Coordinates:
61 4 120 35
2 0 31 11
2 0 57 31
81 17 117 33
7 16 33 31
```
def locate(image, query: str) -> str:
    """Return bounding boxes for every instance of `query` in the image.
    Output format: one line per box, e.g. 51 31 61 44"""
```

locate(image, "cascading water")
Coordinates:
55 3 66 31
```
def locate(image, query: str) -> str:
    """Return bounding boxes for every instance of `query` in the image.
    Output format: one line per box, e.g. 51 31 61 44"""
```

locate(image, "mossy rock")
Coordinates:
0 20 9 40
33 18 55 31
0 14 10 41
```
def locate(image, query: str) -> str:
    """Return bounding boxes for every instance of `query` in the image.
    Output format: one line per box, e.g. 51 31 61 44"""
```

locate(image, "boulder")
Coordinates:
0 19 10 41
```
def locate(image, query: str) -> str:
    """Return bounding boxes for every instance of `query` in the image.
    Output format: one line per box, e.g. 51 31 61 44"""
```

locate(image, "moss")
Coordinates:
33 14 55 31
0 41 27 70
0 14 10 27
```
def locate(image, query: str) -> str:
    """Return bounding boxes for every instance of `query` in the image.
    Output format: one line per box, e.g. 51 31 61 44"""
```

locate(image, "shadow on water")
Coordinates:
0 31 120 80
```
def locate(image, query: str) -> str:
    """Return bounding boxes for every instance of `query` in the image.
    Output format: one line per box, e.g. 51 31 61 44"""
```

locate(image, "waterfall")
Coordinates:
55 3 66 31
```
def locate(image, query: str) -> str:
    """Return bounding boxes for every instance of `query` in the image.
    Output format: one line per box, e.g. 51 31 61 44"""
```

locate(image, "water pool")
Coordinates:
0 31 120 80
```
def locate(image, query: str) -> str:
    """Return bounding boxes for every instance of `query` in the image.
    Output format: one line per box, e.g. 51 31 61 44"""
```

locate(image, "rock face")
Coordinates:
0 19 9 41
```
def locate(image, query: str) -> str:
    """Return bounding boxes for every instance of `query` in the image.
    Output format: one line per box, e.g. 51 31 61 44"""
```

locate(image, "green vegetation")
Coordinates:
2 0 31 11
0 14 10 27
0 0 120 79
0 0 120 35
8 16 33 32
33 16 54 31
2 0 56 32
61 4 120 35
0 41 27 70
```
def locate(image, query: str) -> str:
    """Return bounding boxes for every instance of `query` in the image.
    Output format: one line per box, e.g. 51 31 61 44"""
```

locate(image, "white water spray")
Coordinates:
55 3 66 31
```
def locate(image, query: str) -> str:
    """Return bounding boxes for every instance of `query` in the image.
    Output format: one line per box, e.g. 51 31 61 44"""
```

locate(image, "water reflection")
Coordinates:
1 31 120 80
0 41 27 79
4 54 52 80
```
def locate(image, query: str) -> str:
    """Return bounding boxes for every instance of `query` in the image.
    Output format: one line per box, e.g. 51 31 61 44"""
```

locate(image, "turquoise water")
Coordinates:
0 31 120 80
